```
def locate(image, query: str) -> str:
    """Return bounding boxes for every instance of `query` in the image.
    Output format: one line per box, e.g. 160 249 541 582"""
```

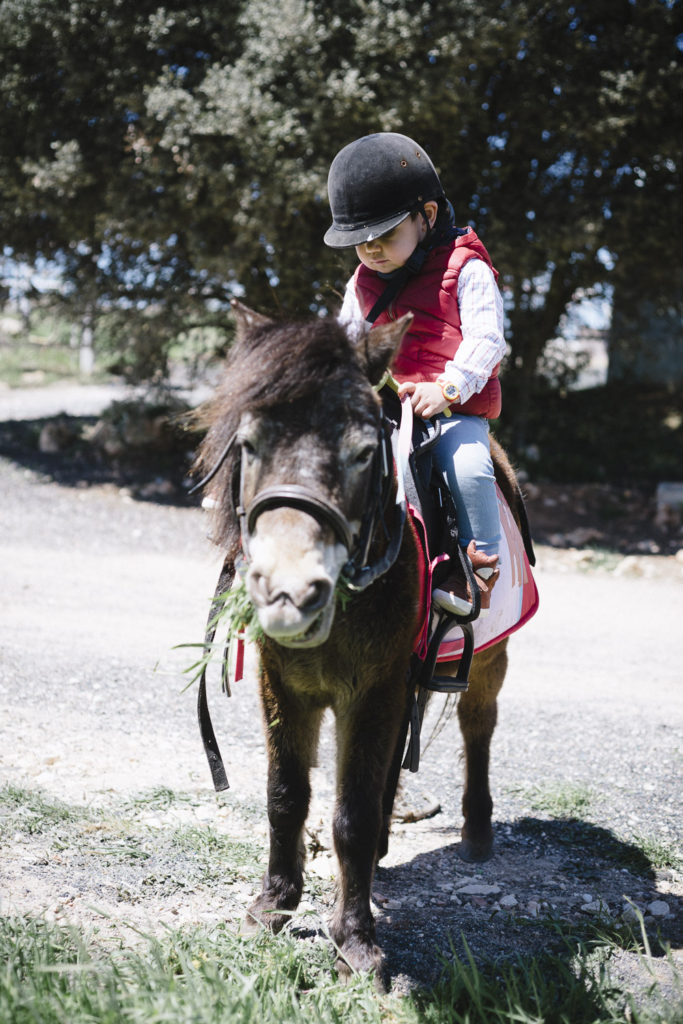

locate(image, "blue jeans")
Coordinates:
431 413 501 555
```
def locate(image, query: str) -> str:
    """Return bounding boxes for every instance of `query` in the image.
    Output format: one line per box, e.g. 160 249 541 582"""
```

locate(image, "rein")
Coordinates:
195 397 414 791
237 407 408 593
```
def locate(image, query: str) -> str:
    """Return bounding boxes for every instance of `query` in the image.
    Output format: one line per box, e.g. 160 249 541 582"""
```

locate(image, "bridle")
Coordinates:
191 406 407 590
237 410 406 592
192 398 411 793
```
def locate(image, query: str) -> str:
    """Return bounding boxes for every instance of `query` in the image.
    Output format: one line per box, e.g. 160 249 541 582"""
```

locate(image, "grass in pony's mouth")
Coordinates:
178 572 356 684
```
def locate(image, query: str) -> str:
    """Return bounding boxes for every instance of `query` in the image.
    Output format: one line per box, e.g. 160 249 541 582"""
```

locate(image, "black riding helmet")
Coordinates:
324 132 445 249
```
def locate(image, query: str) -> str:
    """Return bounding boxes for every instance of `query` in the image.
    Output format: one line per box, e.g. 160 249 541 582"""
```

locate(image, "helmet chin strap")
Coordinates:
365 199 457 323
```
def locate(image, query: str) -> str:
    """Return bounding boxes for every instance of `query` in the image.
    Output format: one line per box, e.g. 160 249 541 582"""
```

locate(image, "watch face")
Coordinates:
443 383 458 400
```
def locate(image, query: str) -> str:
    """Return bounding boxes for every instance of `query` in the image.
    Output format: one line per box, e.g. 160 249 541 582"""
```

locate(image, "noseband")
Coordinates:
238 413 406 592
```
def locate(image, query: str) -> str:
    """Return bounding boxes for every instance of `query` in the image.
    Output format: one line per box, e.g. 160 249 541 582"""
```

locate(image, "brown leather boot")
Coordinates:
432 540 500 616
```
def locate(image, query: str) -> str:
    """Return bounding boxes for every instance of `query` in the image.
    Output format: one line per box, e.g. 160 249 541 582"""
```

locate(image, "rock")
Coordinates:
565 527 605 547
470 896 488 908
456 882 501 897
621 902 642 924
581 899 611 916
646 900 670 918
655 482 683 531
635 538 661 554
499 894 518 908
613 556 644 578
38 418 79 453
89 419 125 457
138 478 176 500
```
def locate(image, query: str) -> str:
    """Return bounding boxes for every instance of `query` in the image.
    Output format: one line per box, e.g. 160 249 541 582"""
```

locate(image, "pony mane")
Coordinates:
194 316 362 555
227 317 357 414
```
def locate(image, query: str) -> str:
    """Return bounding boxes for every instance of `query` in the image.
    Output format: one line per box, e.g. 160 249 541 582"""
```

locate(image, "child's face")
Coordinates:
354 201 437 274
355 216 424 274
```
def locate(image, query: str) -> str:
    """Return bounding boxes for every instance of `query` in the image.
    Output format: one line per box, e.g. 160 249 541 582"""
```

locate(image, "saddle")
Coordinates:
380 385 539 772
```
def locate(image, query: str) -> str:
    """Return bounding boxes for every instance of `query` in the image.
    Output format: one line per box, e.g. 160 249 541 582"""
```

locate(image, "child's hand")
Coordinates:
397 380 451 418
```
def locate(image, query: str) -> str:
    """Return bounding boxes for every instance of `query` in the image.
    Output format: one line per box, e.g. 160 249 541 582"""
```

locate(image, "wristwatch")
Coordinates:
439 380 460 404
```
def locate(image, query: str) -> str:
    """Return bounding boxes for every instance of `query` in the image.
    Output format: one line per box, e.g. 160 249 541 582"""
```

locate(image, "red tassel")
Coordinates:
234 636 245 683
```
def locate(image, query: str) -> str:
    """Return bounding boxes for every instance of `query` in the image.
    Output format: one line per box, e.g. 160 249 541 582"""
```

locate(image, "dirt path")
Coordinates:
1 448 681 997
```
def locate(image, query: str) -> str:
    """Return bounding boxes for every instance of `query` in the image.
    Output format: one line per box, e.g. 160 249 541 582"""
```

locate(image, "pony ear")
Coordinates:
356 313 414 385
231 299 273 339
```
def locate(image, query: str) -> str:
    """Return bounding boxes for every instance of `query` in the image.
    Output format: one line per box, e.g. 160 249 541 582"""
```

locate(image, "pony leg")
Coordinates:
331 684 405 986
246 670 323 934
377 687 412 862
456 639 508 862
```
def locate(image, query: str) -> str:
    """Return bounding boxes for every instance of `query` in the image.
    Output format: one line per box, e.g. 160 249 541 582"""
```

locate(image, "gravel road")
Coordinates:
0 388 681 998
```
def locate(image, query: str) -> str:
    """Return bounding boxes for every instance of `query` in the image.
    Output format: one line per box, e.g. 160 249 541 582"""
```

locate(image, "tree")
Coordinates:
1 0 680 440
0 0 242 374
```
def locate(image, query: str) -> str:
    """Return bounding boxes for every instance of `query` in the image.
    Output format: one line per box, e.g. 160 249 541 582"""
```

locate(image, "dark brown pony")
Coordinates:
195 303 521 986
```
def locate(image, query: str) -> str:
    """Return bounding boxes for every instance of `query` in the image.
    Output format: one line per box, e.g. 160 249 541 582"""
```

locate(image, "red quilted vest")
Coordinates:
354 228 502 418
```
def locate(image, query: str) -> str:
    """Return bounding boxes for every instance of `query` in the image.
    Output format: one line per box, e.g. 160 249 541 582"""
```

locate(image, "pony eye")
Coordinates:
354 444 375 467
241 438 257 459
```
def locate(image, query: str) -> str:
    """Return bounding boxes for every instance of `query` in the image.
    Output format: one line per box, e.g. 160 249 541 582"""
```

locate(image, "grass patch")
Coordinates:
633 834 682 872
510 783 680 878
0 917 388 1023
421 933 676 1024
527 782 595 818
0 336 80 387
165 823 264 885
0 783 264 897
0 784 91 839
3 785 680 1020
573 547 624 573
1 915 681 1023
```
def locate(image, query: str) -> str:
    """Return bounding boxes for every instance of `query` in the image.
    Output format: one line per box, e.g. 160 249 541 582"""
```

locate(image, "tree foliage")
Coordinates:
1 0 680 433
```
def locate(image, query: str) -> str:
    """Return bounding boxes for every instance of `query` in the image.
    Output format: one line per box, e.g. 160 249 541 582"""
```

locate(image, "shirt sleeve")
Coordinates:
441 258 506 402
338 275 365 340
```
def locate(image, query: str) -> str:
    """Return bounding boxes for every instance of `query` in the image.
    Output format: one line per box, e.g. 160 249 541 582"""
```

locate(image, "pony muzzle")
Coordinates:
244 507 349 648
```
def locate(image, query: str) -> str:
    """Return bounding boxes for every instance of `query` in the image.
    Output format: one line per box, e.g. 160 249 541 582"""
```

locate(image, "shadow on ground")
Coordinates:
374 817 682 989
0 413 198 505
2 408 679 555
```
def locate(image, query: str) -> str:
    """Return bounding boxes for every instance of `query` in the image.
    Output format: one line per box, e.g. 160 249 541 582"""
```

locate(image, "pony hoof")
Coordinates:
245 899 290 935
335 951 387 993
458 835 493 863
241 911 263 936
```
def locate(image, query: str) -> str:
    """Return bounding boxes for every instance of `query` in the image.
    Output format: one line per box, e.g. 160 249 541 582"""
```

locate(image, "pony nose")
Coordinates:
300 578 333 613
250 572 332 613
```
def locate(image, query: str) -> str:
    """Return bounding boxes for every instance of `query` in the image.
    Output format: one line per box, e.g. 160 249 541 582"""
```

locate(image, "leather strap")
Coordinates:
197 557 235 792
244 484 355 552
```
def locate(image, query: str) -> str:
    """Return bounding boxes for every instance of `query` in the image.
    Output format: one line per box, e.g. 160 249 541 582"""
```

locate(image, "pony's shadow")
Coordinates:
370 815 682 989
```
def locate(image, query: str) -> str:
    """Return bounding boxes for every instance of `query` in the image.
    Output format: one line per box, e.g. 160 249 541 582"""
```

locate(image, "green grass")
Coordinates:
634 835 683 873
1 915 681 1024
0 783 264 896
527 782 595 818
2 784 681 1022
0 783 90 836
0 336 83 387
